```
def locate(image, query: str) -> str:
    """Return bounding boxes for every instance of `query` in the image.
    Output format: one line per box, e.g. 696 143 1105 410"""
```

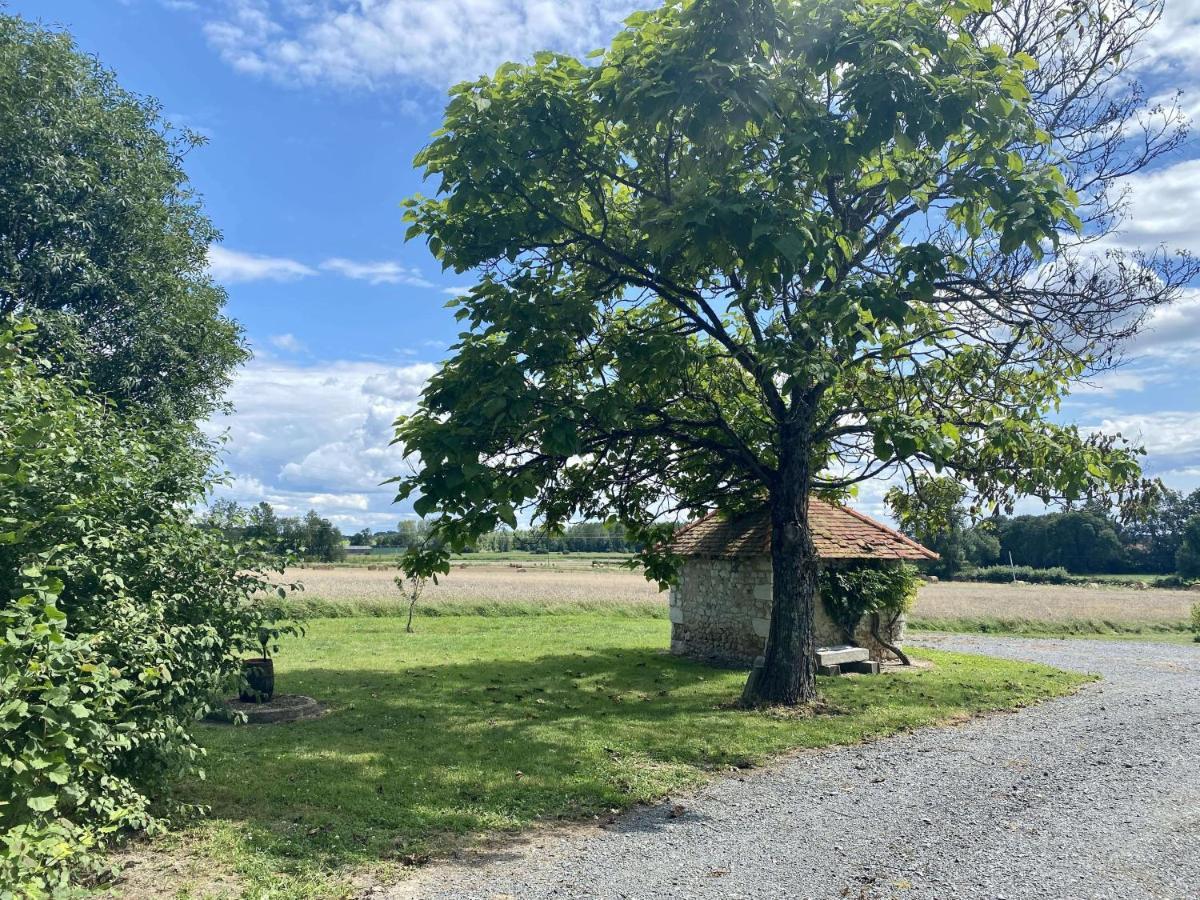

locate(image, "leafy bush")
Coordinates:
959 565 1071 585
1153 575 1190 590
0 321 297 895
1191 602 1200 643
820 563 921 637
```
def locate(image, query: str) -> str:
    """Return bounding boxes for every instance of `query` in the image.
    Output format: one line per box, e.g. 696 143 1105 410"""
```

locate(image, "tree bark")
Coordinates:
741 446 819 707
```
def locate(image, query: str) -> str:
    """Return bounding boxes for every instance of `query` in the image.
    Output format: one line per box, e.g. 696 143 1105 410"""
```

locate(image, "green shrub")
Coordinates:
1191 602 1200 643
1148 574 1189 590
959 565 1071 584
0 322 298 895
820 563 921 638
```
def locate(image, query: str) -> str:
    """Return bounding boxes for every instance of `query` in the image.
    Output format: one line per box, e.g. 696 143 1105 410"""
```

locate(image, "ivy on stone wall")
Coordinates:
820 563 922 640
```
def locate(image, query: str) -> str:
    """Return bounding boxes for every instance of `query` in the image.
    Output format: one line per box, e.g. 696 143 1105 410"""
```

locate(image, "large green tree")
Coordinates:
1120 487 1200 574
0 13 246 424
394 0 1194 704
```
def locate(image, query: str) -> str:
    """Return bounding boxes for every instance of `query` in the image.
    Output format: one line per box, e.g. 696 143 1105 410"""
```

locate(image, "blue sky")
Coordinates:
13 0 1200 530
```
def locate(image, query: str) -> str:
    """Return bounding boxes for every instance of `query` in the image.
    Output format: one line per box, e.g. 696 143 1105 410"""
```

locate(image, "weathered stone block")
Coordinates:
843 659 880 675
815 645 870 667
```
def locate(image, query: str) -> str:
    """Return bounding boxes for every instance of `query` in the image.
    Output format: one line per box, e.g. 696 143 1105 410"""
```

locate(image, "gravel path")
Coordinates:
395 636 1200 900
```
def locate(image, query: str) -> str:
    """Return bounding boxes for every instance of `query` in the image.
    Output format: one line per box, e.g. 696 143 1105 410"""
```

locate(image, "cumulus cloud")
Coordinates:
268 332 307 353
1125 287 1200 356
206 356 437 528
1109 159 1200 253
1086 410 1200 471
201 0 653 89
1137 0 1200 76
307 492 370 510
208 245 317 283
1069 369 1163 395
320 257 434 286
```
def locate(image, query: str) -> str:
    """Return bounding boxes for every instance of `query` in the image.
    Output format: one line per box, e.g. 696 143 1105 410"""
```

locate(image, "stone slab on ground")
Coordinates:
814 644 870 666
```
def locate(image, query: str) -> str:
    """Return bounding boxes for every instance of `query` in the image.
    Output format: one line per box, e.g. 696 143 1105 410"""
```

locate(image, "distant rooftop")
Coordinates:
669 500 938 561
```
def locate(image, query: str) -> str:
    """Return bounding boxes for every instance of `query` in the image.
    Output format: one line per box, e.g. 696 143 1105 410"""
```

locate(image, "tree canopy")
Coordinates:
0 13 246 425
395 0 1194 703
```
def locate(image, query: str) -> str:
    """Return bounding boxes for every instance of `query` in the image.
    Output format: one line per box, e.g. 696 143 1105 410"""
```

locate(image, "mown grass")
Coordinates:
908 615 1195 641
142 615 1092 899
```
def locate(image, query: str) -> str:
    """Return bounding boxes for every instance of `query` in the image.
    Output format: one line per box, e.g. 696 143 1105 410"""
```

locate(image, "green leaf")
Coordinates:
27 795 57 812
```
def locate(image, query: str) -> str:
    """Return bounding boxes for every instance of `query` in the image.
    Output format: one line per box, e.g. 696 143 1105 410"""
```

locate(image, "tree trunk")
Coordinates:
740 453 819 707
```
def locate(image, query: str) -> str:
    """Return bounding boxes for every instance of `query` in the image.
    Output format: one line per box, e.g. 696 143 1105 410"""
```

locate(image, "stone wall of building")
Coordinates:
668 556 906 667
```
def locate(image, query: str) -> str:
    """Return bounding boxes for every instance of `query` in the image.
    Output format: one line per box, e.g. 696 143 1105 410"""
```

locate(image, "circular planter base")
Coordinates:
207 694 325 725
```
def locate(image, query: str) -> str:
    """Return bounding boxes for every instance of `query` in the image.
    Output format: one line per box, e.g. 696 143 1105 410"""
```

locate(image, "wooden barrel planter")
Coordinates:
240 657 275 702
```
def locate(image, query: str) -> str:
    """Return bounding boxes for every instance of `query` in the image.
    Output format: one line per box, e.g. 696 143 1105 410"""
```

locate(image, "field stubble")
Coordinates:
279 565 1194 631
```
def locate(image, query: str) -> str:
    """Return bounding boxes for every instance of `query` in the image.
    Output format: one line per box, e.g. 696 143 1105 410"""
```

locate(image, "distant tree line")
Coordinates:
889 478 1200 579
204 500 346 562
360 519 638 554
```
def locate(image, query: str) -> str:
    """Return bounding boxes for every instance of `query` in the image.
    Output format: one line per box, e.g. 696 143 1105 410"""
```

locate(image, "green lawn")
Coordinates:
153 615 1093 898
908 616 1197 642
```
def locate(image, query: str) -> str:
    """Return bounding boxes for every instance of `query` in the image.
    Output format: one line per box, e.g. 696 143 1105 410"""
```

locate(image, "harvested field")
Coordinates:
910 580 1193 631
279 565 1194 632
282 563 664 613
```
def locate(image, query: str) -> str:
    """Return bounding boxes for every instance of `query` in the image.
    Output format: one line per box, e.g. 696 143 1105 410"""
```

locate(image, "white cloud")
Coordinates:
1086 410 1200 468
207 248 439 289
320 257 434 287
1108 159 1200 253
269 332 307 352
202 0 653 89
307 492 370 510
208 245 316 283
1129 288 1200 355
1137 0 1200 76
206 356 437 528
1070 369 1161 395
1156 464 1200 493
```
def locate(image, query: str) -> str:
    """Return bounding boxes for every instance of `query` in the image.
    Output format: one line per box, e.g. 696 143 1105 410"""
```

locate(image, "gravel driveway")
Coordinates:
395 636 1199 900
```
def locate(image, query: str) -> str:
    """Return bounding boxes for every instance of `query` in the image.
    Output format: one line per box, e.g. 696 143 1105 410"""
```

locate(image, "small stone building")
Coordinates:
668 500 937 667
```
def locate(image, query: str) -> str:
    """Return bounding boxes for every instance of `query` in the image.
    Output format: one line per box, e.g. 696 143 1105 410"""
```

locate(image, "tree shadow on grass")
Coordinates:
179 644 1043 877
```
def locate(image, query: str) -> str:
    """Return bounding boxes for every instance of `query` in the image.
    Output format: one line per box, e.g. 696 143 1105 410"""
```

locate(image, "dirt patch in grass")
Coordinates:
100 838 244 899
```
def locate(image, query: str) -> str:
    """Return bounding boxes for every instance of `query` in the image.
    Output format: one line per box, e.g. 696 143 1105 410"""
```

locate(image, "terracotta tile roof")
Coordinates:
669 500 938 561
